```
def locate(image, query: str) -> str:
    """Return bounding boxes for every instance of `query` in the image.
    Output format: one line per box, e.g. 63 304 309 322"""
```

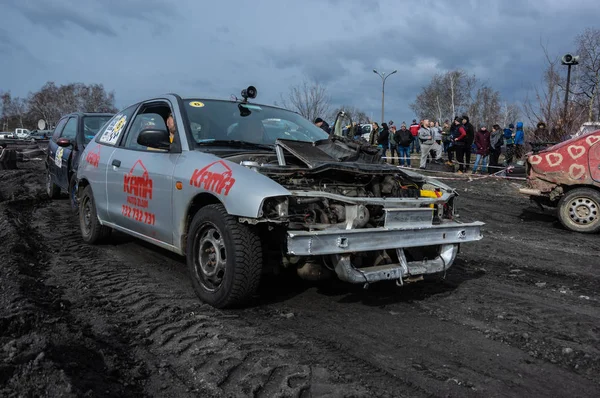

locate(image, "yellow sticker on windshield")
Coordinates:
189 101 205 107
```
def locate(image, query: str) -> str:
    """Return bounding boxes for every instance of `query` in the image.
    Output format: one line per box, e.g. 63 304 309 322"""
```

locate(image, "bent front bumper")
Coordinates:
286 220 484 284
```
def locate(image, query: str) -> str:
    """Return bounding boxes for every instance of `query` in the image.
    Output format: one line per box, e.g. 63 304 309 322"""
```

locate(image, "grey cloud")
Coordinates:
101 0 178 24
11 1 117 37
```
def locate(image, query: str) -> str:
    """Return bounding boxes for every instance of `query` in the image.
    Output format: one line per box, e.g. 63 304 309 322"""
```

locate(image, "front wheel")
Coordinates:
186 204 263 308
557 188 600 233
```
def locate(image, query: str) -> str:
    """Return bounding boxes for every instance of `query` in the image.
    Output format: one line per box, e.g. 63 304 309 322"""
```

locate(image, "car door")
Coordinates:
55 116 78 189
84 106 139 222
47 117 68 180
105 101 179 244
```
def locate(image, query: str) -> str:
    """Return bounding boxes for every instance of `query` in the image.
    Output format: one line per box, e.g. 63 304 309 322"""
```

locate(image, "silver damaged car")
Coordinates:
75 89 484 308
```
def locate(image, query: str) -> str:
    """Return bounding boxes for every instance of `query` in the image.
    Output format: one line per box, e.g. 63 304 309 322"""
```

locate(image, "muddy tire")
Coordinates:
46 168 60 199
186 204 263 309
79 185 111 244
69 174 79 213
557 188 600 233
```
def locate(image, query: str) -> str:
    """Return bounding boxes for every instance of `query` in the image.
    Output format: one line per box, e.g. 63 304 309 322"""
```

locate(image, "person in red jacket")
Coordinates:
450 117 468 173
472 125 491 174
409 119 420 153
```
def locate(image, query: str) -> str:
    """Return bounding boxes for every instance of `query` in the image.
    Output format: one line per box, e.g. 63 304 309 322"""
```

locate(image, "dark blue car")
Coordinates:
46 112 114 207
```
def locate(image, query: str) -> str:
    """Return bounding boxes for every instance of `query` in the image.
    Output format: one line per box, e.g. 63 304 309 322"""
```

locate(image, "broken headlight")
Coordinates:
261 196 289 219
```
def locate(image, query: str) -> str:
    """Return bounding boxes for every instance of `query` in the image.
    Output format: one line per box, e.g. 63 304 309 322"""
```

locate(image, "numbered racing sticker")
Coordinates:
54 147 64 167
100 114 127 145
189 101 205 107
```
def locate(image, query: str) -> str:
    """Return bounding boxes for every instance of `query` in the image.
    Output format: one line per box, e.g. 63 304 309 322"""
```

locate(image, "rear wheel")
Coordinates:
186 204 263 308
46 168 60 199
557 188 600 233
79 185 111 243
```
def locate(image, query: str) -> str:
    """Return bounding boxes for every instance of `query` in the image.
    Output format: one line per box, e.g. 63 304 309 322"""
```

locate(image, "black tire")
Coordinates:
69 174 79 213
79 185 111 244
557 188 600 233
46 168 60 199
186 204 263 308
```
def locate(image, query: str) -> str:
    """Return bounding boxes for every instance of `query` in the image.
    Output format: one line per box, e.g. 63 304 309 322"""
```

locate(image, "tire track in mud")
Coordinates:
37 204 423 397
0 194 147 398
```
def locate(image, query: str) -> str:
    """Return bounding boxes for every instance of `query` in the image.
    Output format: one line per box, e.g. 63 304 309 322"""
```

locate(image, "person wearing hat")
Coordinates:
503 123 515 165
461 115 475 171
514 121 525 160
314 117 331 134
409 119 420 154
472 124 491 174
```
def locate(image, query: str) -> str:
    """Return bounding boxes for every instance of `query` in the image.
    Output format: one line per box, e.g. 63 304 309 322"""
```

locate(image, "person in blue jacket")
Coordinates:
514 121 525 161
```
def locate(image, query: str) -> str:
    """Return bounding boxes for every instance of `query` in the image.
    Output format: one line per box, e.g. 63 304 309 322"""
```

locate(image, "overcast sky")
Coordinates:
0 0 598 123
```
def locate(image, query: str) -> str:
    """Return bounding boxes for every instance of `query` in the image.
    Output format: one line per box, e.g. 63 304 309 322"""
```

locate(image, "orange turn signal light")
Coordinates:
176 181 183 190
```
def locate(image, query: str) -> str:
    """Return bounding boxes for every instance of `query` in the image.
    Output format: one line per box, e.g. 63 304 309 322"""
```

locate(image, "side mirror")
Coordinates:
57 138 72 147
137 128 171 149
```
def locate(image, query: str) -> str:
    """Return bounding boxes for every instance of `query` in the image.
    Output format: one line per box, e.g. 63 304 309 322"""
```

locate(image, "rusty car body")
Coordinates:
520 128 600 233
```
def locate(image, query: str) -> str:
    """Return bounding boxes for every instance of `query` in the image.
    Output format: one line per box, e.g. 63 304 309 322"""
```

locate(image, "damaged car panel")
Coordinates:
76 91 483 308
520 128 600 233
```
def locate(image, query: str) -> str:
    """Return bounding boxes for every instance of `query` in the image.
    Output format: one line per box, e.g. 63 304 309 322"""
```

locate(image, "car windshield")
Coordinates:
83 116 113 144
183 99 329 147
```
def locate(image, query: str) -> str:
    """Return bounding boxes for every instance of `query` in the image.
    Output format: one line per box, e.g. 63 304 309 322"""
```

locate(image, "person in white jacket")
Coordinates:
430 120 443 163
418 120 434 169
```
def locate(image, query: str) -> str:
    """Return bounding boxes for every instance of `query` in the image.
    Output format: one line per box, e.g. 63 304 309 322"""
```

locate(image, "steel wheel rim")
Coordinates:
568 196 599 226
195 224 227 292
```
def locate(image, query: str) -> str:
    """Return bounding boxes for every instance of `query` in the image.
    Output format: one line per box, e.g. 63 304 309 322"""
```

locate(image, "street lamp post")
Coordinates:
373 69 397 124
561 53 579 125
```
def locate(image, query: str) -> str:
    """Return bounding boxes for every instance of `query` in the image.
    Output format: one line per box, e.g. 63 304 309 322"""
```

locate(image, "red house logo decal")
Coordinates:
85 145 100 168
124 159 153 208
190 160 236 196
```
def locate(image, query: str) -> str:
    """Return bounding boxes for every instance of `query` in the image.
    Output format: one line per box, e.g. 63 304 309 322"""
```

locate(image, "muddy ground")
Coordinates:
1 160 598 397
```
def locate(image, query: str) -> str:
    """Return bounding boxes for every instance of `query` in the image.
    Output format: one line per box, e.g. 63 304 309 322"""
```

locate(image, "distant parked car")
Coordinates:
46 112 114 208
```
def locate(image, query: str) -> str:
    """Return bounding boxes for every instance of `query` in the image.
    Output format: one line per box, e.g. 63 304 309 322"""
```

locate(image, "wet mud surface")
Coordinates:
1 162 599 397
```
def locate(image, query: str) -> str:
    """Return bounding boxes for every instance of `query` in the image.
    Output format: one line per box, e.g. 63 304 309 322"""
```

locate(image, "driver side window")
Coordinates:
125 112 168 151
61 118 77 140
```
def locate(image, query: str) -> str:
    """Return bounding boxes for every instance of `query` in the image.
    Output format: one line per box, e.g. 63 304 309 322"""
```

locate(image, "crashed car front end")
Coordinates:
234 139 483 286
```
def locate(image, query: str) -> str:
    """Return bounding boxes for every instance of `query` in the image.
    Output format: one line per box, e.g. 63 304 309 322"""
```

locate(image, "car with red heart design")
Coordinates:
519 127 600 233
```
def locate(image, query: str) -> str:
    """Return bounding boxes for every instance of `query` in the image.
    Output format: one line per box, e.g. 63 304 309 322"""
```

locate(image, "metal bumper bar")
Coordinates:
333 244 459 284
286 221 484 256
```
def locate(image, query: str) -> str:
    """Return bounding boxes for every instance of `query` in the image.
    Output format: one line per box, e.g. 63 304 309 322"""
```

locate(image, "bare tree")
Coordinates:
277 78 331 123
1 91 10 131
27 81 117 128
499 102 520 127
410 69 478 123
522 40 566 139
329 105 370 124
574 28 600 121
468 84 502 128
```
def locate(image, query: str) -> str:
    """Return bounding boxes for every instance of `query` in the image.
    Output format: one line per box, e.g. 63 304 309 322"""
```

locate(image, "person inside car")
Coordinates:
166 112 176 143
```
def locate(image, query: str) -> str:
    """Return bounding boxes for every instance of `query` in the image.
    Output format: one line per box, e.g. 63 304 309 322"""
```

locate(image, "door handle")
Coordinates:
112 159 121 167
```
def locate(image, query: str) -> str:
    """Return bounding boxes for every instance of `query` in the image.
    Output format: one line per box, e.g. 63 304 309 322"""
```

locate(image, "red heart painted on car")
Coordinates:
545 152 563 167
569 164 586 180
529 155 542 165
567 145 586 160
586 135 600 146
